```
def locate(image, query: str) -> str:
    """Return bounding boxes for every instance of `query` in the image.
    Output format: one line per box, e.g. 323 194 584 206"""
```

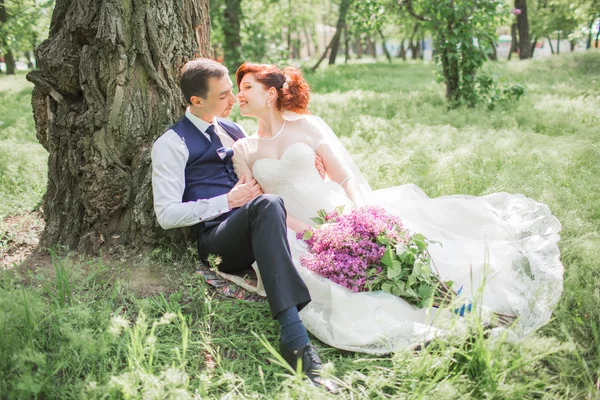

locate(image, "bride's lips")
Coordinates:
239 101 247 107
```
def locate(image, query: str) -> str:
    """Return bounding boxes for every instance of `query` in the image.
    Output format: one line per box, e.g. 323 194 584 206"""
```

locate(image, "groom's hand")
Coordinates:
227 175 263 209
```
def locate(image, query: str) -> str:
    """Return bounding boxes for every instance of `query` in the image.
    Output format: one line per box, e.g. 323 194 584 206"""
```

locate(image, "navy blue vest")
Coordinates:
171 116 245 225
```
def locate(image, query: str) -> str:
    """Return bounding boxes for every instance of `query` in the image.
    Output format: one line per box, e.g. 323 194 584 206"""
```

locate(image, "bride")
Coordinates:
231 62 564 354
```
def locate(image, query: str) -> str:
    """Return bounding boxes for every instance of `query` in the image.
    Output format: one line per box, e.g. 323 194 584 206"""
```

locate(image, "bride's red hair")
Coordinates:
235 63 310 114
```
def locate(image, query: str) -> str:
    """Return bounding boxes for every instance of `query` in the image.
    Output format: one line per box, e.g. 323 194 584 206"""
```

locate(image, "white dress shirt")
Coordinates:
151 110 245 230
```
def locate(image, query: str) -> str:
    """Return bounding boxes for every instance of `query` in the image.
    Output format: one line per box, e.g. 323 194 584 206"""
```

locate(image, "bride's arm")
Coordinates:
232 141 254 181
287 215 310 234
342 177 365 208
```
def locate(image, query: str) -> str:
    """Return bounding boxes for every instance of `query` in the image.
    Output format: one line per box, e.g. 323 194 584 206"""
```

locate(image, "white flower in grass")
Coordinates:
109 315 130 336
169 388 192 399
146 335 157 346
163 368 189 386
159 312 177 325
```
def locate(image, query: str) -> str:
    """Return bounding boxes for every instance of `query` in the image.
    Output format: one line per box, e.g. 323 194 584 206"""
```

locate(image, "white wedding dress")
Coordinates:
232 113 563 355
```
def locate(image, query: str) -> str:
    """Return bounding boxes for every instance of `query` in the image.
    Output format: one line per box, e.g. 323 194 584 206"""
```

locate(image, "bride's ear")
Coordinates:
268 87 278 102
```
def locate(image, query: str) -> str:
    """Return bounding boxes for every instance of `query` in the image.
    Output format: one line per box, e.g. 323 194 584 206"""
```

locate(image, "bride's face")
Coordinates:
237 74 273 117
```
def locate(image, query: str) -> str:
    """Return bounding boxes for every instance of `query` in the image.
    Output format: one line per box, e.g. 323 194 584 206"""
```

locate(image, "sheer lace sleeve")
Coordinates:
232 139 254 181
302 116 353 185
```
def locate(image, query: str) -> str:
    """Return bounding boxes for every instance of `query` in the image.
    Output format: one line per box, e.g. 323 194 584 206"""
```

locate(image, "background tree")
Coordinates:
312 0 352 69
400 0 506 106
26 0 210 252
515 0 532 58
0 0 53 73
221 0 243 71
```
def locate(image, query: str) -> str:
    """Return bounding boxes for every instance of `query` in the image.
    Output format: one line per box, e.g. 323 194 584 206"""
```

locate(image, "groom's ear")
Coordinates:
190 95 203 107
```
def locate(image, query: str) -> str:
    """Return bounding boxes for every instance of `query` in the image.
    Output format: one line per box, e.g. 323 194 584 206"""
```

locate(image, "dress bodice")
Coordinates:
251 142 352 226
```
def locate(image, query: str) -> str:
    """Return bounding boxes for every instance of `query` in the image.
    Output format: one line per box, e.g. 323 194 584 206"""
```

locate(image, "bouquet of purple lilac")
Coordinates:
298 206 456 308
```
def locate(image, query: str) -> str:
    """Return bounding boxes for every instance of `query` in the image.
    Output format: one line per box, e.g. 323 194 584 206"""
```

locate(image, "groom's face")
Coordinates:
199 75 237 119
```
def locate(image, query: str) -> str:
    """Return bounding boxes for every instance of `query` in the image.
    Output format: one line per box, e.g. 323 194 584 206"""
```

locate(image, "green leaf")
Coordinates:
381 249 396 268
381 282 395 294
413 233 427 250
310 217 325 225
302 230 313 241
386 261 403 280
418 284 434 300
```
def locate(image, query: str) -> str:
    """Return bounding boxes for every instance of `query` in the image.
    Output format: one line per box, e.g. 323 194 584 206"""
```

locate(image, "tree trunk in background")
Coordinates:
378 29 392 63
0 0 15 75
515 0 531 59
356 38 362 58
25 51 35 69
489 40 498 60
586 17 594 49
222 0 242 71
398 39 406 60
5 50 15 74
344 24 350 63
27 0 211 253
530 38 537 57
557 31 561 54
508 23 518 60
569 40 575 51
304 26 312 57
547 36 554 53
327 0 351 65
409 24 419 59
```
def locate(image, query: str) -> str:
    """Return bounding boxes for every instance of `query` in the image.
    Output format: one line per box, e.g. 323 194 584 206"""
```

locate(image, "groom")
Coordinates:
151 58 337 392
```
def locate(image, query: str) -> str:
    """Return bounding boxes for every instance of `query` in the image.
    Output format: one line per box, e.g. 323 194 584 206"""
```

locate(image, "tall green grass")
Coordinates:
0 73 47 219
2 52 600 398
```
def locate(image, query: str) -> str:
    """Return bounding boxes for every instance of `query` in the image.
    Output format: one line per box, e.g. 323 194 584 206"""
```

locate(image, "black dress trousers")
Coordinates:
194 194 311 318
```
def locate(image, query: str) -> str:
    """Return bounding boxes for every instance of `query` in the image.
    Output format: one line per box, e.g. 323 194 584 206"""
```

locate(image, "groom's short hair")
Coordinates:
180 58 229 104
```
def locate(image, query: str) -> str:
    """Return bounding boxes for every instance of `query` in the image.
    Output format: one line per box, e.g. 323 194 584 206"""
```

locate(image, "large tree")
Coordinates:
27 0 211 252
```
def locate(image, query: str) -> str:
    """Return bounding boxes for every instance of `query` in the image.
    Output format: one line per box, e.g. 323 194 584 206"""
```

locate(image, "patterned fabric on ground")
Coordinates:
196 263 266 303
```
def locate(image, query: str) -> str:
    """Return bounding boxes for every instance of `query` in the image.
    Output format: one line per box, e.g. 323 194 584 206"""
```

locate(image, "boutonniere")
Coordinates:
217 147 234 162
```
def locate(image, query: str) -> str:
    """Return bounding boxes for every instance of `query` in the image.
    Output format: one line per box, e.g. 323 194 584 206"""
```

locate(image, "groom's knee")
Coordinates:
249 194 285 216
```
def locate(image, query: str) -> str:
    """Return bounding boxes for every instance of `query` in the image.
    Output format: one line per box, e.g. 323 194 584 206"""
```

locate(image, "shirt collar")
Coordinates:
185 108 217 135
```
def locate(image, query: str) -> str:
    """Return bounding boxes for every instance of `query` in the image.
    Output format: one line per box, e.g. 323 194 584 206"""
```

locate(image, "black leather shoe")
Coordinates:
280 342 339 394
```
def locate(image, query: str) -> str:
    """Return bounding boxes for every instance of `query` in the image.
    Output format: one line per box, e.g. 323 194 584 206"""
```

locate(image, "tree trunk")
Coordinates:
5 50 15 74
0 0 14 75
378 29 392 63
356 38 362 58
409 24 419 59
547 36 554 53
570 40 576 51
26 0 211 253
222 0 242 71
530 38 537 57
328 0 351 65
304 26 312 57
508 23 518 60
596 22 600 48
440 45 459 104
25 51 35 69
557 31 561 54
515 0 532 59
587 17 594 49
489 40 498 61
420 35 425 60
344 24 350 63
398 39 406 60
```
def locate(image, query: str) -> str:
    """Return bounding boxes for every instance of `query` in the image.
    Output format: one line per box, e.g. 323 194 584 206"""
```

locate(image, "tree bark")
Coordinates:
344 24 350 63
489 40 498 61
398 39 406 60
508 23 518 60
222 0 242 71
569 40 576 51
356 38 362 58
515 0 532 59
409 24 419 59
530 38 537 57
5 50 15 74
328 0 351 65
557 31 561 54
378 29 392 63
547 36 554 53
0 0 15 75
303 26 312 57
587 17 594 49
27 0 211 253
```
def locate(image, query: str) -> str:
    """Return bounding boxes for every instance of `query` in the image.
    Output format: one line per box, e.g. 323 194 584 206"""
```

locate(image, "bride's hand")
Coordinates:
315 155 326 180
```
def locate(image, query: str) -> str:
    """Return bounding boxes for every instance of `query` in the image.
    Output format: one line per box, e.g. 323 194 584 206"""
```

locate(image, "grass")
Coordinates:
1 51 600 398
